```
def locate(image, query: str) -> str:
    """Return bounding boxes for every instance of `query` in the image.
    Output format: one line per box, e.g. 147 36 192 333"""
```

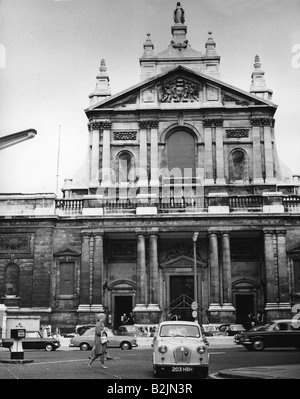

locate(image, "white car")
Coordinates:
152 320 209 378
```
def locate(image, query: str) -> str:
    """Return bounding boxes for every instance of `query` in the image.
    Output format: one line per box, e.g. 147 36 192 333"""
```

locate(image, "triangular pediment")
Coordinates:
161 254 207 269
85 65 277 114
54 246 81 257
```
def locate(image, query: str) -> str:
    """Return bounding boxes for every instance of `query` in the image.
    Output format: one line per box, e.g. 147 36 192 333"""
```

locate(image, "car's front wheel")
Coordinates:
45 344 54 352
120 341 131 350
252 338 265 351
79 342 90 351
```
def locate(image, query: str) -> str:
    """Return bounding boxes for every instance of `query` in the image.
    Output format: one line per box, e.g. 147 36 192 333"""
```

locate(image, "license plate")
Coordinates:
171 366 193 373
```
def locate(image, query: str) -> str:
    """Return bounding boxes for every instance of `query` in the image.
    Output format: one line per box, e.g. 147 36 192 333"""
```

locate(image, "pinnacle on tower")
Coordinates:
205 32 218 56
88 58 111 105
142 33 155 58
250 55 273 100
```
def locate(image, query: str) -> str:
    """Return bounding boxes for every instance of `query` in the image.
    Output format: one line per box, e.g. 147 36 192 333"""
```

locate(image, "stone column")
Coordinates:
222 232 232 305
149 233 159 304
276 230 290 306
136 232 147 304
252 125 264 183
92 231 104 307
215 122 225 184
264 230 277 304
79 230 91 309
204 123 214 184
90 125 99 185
101 122 112 186
208 232 220 306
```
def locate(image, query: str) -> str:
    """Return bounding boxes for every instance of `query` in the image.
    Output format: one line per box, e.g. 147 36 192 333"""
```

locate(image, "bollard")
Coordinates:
10 328 26 360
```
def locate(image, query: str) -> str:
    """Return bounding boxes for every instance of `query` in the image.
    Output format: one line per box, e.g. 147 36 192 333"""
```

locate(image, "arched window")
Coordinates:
5 263 19 296
229 149 248 182
117 151 134 183
167 130 196 178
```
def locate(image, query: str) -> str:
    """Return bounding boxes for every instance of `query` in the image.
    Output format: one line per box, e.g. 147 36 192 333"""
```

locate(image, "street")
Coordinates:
0 344 300 380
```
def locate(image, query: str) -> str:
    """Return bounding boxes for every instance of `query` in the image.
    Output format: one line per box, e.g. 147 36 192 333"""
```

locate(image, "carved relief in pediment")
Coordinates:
158 77 200 103
161 241 207 269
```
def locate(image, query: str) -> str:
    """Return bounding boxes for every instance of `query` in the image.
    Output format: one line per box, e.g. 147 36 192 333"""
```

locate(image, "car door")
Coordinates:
106 330 117 347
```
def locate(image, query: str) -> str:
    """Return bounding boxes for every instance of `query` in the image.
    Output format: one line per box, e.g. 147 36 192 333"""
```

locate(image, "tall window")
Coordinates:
117 151 134 183
167 131 195 178
229 149 247 182
5 263 19 296
59 262 75 295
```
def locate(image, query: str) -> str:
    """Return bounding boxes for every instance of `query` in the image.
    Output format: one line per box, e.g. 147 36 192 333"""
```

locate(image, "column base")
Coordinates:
91 304 105 312
77 304 91 312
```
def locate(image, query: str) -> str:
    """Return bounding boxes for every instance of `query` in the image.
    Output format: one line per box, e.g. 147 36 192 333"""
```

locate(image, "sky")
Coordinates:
0 0 300 195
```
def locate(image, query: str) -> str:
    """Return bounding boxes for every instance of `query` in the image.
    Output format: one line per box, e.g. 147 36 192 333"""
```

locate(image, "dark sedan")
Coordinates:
0 331 61 351
238 319 300 351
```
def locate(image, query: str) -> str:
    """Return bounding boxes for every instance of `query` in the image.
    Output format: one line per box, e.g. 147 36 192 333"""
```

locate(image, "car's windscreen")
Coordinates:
159 325 200 337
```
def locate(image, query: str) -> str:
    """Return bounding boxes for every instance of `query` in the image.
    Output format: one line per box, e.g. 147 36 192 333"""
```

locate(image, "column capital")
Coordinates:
135 229 147 237
81 229 93 237
276 229 286 237
263 229 275 236
88 121 111 131
92 229 104 237
203 118 223 128
250 117 275 127
138 120 159 128
208 231 219 237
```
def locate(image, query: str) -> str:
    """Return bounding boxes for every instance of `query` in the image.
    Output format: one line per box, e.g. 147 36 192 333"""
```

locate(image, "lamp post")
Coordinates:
192 232 199 323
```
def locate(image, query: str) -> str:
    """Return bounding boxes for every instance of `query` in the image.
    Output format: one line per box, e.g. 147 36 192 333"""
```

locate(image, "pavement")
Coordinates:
1 335 299 379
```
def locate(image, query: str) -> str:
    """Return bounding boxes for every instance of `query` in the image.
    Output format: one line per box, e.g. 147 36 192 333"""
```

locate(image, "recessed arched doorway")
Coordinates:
233 281 257 326
109 280 136 329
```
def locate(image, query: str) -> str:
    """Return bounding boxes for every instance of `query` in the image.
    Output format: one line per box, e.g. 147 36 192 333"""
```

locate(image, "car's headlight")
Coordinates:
159 345 168 353
197 345 206 354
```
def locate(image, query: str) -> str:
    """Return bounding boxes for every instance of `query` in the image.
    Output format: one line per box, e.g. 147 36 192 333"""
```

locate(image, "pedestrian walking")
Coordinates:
88 313 109 369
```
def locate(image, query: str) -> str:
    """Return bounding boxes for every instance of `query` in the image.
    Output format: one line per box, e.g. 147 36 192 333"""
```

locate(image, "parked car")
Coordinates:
69 327 138 350
0 331 61 352
238 319 300 351
115 325 145 337
218 323 246 336
75 324 95 336
201 324 226 336
152 320 209 378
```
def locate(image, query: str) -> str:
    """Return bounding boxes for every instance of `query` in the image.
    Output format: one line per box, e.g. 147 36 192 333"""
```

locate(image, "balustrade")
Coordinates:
54 194 300 216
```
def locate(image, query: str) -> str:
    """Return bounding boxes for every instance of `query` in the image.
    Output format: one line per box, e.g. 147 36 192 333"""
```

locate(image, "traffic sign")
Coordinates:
191 302 198 310
192 311 197 318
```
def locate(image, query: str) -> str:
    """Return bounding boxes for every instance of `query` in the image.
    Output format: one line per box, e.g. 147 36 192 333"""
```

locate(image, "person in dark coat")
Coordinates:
88 313 108 368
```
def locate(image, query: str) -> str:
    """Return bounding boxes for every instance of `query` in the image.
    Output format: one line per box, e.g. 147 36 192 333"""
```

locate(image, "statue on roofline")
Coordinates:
174 2 185 24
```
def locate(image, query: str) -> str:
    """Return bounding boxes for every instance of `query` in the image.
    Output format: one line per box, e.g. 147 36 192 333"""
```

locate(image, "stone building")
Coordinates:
1 3 300 334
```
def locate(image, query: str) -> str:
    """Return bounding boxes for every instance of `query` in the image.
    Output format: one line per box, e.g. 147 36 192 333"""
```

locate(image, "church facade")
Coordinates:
1 3 300 333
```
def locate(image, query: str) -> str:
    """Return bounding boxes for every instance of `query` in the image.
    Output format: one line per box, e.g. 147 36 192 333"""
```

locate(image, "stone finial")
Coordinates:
142 33 155 57
174 2 185 24
99 58 107 73
254 55 261 69
205 31 217 55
